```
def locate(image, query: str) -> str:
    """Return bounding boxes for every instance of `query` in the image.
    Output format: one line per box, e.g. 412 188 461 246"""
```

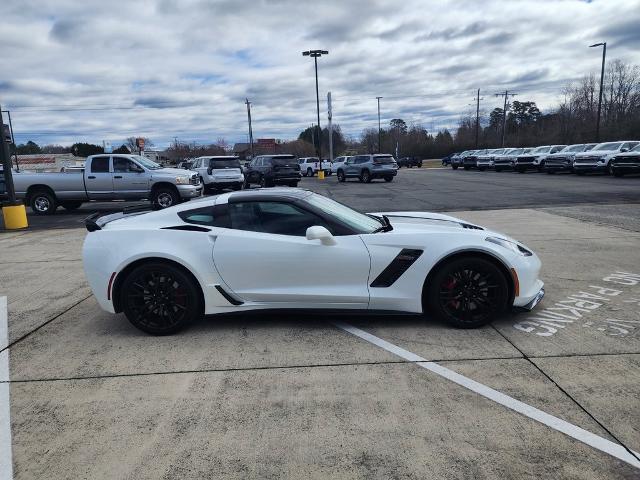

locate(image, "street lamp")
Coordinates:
376 96 382 153
302 49 328 178
589 42 606 142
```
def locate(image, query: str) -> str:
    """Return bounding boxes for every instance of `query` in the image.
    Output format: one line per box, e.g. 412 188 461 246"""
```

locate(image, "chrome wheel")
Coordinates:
34 196 50 212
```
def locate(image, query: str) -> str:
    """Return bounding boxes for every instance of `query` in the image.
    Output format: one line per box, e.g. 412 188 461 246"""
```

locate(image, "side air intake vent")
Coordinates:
370 249 423 288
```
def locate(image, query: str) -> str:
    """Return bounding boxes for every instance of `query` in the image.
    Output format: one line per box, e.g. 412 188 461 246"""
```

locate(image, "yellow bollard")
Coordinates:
2 203 29 230
317 170 325 180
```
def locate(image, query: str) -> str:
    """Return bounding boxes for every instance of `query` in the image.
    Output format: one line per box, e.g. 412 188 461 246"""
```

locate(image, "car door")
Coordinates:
112 156 149 198
85 155 114 199
212 200 371 307
344 156 359 177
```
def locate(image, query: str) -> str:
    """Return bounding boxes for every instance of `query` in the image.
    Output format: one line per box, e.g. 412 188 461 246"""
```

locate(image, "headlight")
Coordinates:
175 176 191 184
485 236 532 256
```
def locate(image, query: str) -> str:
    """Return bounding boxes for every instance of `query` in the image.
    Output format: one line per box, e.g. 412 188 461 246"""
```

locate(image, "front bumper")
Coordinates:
205 180 244 188
573 162 606 173
611 161 640 174
177 184 203 199
514 286 545 312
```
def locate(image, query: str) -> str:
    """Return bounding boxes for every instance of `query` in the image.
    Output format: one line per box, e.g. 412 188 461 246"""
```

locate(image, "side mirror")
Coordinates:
620 148 628 153
306 226 336 246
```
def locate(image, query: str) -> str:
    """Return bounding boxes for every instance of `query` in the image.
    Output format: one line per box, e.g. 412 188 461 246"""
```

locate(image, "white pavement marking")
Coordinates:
0 297 13 480
333 321 640 470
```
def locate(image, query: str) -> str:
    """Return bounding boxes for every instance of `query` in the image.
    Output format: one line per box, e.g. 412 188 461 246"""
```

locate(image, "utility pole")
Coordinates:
473 89 483 148
245 98 254 159
302 50 328 169
494 90 517 147
327 91 333 162
589 42 606 142
376 96 382 153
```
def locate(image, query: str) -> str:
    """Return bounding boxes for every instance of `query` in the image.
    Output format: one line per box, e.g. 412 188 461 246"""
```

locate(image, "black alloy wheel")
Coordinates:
121 263 201 335
427 257 509 328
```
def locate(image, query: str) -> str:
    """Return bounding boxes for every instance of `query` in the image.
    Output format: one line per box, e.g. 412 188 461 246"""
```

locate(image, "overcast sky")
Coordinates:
1 0 639 148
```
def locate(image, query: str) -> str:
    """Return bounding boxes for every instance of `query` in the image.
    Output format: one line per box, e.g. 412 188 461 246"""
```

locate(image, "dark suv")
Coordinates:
336 154 398 183
243 154 301 188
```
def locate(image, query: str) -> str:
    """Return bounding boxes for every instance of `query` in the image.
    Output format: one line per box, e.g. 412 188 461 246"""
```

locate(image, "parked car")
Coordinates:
190 156 244 192
440 154 456 166
12 154 202 215
476 149 506 171
178 160 193 170
493 148 528 172
544 144 597 174
463 150 488 170
451 150 475 170
331 156 350 174
243 154 301 187
83 188 544 335
572 141 640 175
298 157 332 177
336 154 398 183
398 156 423 168
609 144 640 177
514 145 566 173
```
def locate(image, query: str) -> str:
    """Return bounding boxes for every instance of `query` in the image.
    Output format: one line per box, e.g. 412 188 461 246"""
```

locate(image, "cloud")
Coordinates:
1 0 639 147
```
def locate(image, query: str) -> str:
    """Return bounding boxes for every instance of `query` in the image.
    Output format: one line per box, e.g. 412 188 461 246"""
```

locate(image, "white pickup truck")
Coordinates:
11 154 202 214
298 157 332 176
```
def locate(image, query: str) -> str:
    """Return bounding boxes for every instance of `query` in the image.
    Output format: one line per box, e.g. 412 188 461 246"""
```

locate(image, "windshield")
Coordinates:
373 155 395 164
631 144 640 152
593 142 623 151
492 149 505 154
134 155 162 169
210 159 241 169
508 149 523 155
532 146 551 154
272 157 297 166
564 145 584 152
304 193 382 234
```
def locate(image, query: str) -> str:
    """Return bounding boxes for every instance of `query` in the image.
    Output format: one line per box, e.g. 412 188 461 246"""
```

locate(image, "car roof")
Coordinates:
198 155 239 160
216 187 314 204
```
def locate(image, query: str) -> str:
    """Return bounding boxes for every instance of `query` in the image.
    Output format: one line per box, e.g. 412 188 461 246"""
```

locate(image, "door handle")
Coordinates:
114 175 122 179
87 176 96 179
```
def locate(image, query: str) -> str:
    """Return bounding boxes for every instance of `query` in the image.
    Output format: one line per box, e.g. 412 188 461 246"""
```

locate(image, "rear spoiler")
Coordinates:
85 204 154 232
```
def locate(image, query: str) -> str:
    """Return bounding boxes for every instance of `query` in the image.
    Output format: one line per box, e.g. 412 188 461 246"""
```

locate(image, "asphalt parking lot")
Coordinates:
1 168 639 479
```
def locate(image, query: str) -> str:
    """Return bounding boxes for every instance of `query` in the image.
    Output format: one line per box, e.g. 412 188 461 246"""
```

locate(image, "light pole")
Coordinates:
302 49 328 178
589 42 606 142
245 98 254 159
376 96 382 153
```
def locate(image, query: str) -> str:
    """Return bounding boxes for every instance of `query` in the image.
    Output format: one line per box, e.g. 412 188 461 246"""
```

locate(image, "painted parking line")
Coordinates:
0 297 13 480
333 320 640 470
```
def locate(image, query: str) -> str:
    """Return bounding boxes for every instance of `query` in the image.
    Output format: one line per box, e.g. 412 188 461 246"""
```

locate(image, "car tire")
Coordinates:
60 201 83 211
478 167 485 171
426 256 509 329
494 167 502 172
360 170 372 183
233 183 243 191
517 168 525 173
463 166 470 171
576 171 585 176
417 162 422 167
152 186 180 209
452 165 459 170
307 168 314 177
120 262 201 335
384 176 393 182
546 170 555 174
337 170 346 182
29 190 58 215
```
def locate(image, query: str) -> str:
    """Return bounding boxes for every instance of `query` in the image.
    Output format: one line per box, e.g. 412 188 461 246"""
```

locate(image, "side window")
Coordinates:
228 201 328 236
178 206 215 226
113 157 140 173
91 156 110 173
356 156 368 164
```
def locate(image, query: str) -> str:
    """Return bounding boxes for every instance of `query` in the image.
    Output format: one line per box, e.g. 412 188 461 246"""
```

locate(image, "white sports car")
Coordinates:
83 189 544 335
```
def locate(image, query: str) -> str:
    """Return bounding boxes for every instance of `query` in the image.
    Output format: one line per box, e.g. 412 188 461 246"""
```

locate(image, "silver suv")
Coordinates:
191 156 244 192
336 154 398 183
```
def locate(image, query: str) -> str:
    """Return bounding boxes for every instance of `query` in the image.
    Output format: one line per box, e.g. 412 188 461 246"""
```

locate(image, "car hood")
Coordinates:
574 150 616 157
371 211 484 231
154 167 197 176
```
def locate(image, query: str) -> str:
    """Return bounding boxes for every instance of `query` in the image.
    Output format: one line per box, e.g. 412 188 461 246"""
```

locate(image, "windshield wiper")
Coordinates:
371 214 393 233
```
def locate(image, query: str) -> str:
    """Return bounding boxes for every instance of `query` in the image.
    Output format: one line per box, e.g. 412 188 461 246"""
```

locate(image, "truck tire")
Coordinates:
306 168 314 177
30 190 58 215
337 170 346 182
60 201 83 211
152 186 180 209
